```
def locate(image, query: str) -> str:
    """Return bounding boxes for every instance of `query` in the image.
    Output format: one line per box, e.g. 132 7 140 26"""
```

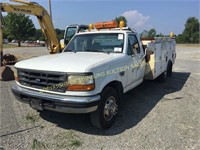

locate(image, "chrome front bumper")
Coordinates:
11 84 100 113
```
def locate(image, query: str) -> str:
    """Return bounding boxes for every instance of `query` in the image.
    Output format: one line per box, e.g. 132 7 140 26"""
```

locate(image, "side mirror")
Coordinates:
145 48 154 62
146 47 154 54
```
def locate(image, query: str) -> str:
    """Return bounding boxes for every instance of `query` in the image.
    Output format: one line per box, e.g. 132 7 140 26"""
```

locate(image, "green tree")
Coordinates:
55 28 65 40
181 17 199 43
148 28 157 37
35 29 45 41
176 34 184 43
3 13 35 46
156 33 164 37
115 16 127 27
140 30 149 38
2 16 9 41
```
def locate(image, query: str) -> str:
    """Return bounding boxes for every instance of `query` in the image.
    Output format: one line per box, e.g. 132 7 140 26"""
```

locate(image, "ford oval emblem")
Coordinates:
35 78 41 82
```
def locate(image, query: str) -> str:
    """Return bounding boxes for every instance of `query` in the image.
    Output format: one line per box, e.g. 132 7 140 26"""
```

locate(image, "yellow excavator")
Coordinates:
0 0 86 80
0 0 60 55
0 0 89 62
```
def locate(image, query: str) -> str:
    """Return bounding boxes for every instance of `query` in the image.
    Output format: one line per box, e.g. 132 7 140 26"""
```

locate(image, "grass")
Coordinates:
40 125 45 129
70 139 82 147
66 131 83 148
30 130 83 149
3 44 18 49
54 130 83 149
32 139 46 150
25 113 39 123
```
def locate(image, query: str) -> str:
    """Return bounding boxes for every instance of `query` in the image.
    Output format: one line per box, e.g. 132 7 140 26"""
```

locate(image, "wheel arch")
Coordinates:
102 81 124 101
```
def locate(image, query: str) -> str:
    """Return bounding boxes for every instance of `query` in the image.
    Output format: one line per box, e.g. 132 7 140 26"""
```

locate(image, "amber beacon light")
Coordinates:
94 21 118 29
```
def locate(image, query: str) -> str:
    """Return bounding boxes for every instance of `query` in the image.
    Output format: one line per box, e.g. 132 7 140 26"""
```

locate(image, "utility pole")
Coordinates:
0 7 3 66
48 0 52 19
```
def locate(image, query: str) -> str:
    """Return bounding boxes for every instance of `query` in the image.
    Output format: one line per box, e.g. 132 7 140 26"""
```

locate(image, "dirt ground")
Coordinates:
0 45 200 150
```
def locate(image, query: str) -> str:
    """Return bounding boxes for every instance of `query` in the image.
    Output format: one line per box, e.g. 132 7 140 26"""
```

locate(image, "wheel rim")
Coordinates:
103 96 118 121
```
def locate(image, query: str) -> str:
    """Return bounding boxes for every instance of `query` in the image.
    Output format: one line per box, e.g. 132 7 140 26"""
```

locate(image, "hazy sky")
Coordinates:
3 0 200 35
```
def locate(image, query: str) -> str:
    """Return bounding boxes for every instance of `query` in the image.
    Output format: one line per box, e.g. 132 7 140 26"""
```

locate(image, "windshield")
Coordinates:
63 33 124 53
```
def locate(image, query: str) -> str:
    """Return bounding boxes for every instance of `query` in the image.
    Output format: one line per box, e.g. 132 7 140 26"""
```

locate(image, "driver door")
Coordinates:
127 34 145 88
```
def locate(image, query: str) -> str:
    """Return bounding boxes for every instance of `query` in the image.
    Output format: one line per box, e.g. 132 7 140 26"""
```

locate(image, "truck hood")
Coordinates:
15 52 121 72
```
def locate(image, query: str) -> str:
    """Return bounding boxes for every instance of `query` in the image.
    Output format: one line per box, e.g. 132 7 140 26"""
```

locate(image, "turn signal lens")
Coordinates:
67 84 95 91
15 76 19 82
14 72 19 81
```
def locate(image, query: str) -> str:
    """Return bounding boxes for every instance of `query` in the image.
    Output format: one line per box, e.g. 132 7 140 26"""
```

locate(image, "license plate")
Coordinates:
30 99 43 111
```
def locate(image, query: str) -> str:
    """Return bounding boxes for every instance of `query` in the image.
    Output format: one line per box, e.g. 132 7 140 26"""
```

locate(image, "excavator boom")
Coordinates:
0 0 60 54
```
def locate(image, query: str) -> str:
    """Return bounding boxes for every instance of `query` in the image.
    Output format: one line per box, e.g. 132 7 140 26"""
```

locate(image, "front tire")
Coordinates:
90 87 119 129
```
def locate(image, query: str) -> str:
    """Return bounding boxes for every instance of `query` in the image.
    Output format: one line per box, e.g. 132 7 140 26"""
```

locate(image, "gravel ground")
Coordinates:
0 45 200 150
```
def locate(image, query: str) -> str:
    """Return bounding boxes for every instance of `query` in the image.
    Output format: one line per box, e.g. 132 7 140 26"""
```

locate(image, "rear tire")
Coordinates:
90 87 119 129
157 61 173 82
167 62 173 77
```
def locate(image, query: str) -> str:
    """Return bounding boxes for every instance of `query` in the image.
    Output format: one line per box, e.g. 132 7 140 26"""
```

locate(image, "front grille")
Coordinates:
18 69 67 93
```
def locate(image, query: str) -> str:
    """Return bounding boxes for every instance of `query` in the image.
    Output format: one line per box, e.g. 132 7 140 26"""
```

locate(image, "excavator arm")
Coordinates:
0 0 60 54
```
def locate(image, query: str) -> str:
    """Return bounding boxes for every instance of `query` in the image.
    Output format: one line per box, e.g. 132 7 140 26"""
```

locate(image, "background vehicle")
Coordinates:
3 39 9 44
60 24 89 49
11 21 176 129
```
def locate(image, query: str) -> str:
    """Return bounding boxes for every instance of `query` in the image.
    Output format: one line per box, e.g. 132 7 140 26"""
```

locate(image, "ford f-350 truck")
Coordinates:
12 21 176 129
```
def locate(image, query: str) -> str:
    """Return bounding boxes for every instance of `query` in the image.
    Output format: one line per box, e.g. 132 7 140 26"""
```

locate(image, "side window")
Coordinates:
128 34 140 54
127 40 133 55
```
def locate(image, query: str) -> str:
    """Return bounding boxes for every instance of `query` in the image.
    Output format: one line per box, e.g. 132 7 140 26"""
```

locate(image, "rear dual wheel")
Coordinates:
167 62 173 77
157 62 173 82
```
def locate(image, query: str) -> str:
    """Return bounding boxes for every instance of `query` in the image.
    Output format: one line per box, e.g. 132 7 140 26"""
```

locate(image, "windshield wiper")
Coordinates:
64 49 73 52
85 49 105 53
64 49 77 53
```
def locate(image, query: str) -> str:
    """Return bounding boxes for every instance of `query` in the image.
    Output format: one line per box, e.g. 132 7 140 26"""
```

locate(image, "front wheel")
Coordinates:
90 87 119 129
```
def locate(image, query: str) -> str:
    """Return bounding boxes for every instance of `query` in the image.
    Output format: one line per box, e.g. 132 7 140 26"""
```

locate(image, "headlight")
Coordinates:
67 74 95 91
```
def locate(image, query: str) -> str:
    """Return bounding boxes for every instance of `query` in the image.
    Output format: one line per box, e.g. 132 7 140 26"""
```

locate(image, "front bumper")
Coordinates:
11 84 100 113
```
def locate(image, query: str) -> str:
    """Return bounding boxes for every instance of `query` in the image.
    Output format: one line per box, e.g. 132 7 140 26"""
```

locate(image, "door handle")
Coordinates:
119 71 125 76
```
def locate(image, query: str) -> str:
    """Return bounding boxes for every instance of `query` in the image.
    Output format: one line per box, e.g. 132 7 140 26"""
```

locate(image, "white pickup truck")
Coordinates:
12 26 176 129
